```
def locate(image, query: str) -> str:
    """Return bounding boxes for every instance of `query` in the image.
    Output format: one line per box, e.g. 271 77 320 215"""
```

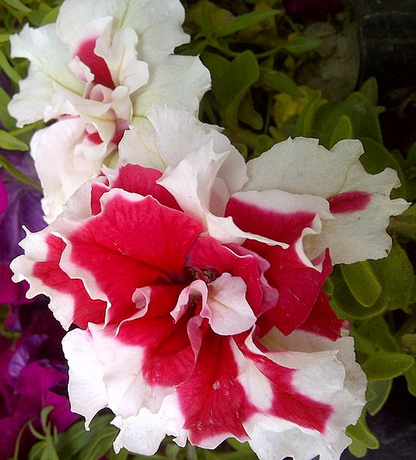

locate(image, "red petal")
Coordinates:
33 234 106 328
328 190 371 214
75 37 114 88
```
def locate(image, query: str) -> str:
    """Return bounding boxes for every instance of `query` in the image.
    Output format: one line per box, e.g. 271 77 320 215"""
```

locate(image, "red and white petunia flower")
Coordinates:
11 107 407 459
8 0 210 221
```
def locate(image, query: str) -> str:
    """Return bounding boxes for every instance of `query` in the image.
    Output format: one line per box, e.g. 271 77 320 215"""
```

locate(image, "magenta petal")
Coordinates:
75 37 114 88
177 331 249 446
33 234 107 329
257 248 332 336
226 195 317 246
67 193 203 324
116 284 197 387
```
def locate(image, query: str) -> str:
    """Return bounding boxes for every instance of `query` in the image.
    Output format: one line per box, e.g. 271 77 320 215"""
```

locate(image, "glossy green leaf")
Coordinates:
313 93 382 146
0 129 28 151
238 92 263 130
77 428 118 460
295 90 321 137
359 77 378 106
402 333 416 356
0 84 15 131
0 47 21 83
330 268 386 320
390 204 416 240
284 36 322 54
56 415 114 460
261 70 303 97
329 115 353 148
205 51 259 128
369 241 414 312
366 380 392 416
362 352 415 380
215 9 279 37
348 439 367 458
2 0 31 13
359 137 406 198
405 362 416 397
353 316 400 355
341 261 382 307
347 413 379 449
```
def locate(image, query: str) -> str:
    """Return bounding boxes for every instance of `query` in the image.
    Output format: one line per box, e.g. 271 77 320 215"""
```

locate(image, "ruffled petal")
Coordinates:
57 0 189 64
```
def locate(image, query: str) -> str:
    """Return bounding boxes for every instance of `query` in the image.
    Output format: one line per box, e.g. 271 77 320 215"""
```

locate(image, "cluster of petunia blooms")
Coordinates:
8 0 410 460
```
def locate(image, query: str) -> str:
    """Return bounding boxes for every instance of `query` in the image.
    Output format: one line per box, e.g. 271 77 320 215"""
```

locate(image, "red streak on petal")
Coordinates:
226 197 317 246
177 333 249 444
75 38 114 89
238 337 333 433
87 132 103 145
299 291 344 341
328 190 371 214
32 234 106 329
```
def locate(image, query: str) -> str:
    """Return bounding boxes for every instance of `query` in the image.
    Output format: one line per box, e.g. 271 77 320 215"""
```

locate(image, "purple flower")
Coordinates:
0 307 78 460
283 0 344 20
0 150 46 264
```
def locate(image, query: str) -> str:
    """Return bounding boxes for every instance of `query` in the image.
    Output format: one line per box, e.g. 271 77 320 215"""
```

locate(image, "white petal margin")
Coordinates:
112 394 187 455
244 137 409 264
244 328 367 460
30 118 107 223
8 24 84 126
57 0 189 65
62 324 174 427
10 227 75 330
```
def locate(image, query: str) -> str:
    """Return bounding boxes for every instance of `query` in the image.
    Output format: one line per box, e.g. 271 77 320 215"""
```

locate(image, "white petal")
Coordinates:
112 394 187 455
62 328 108 427
132 55 211 118
244 137 361 197
202 273 256 335
10 228 75 330
30 119 106 222
57 0 189 64
8 24 84 126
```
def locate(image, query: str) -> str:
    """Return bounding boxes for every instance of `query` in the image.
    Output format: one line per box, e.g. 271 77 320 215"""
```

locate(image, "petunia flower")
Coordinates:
8 0 211 222
11 108 407 460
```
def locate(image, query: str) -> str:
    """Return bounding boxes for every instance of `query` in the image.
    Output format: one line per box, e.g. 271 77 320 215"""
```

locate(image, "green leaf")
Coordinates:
0 84 15 131
341 261 382 307
29 441 47 460
359 77 378 106
76 428 118 460
0 129 28 151
41 5 60 25
402 333 416 356
359 137 406 198
347 413 379 449
405 362 416 396
261 70 303 97
238 92 263 130
362 352 415 380
329 115 353 148
368 241 414 312
205 51 259 128
366 380 392 416
2 0 31 13
330 268 386 320
215 9 279 38
295 90 321 137
353 316 400 356
390 204 416 240
348 439 367 458
0 153 42 190
0 47 21 84
313 93 382 147
284 36 322 55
